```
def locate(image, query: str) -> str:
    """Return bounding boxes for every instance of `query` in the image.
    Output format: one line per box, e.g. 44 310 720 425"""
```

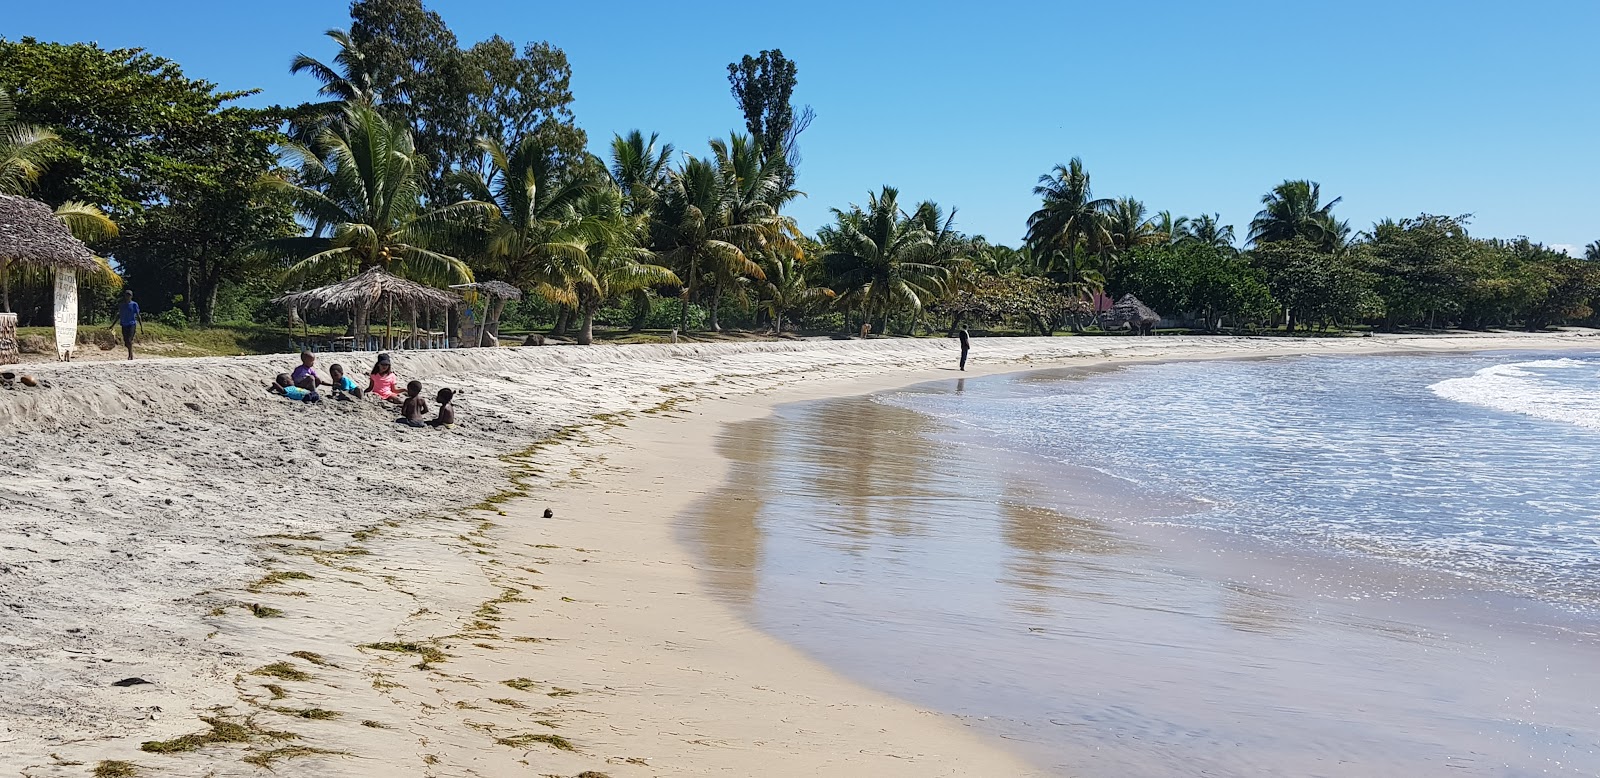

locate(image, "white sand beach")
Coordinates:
2 331 1595 776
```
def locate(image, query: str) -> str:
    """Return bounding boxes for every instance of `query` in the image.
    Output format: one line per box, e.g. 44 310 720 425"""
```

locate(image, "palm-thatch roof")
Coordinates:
0 194 98 272
1102 294 1161 327
450 281 523 301
273 266 460 312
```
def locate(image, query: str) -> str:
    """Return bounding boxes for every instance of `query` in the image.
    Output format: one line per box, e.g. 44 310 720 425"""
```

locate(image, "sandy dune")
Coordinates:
1 331 1593 776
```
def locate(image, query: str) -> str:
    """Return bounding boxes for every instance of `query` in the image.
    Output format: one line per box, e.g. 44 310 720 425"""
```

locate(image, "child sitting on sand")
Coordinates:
290 351 330 391
427 387 456 428
327 363 362 401
366 353 403 405
268 373 321 403
395 380 428 427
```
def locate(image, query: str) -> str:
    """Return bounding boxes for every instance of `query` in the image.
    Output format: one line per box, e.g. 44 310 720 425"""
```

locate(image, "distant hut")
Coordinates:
273 266 459 350
0 194 100 363
1099 294 1161 336
450 281 523 346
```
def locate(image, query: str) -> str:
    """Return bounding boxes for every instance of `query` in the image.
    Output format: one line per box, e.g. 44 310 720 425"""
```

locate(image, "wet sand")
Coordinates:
687 388 1600 777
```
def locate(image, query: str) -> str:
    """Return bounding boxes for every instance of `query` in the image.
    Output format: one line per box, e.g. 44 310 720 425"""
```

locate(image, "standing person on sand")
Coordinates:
112 290 141 361
957 328 970 371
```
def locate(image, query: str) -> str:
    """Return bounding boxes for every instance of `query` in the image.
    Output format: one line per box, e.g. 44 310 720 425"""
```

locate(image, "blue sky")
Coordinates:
8 1 1598 251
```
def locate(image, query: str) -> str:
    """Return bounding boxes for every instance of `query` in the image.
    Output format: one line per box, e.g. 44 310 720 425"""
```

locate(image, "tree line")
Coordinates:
2 0 1597 338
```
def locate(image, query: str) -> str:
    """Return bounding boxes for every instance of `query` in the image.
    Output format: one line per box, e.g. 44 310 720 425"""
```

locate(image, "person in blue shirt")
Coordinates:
113 290 140 360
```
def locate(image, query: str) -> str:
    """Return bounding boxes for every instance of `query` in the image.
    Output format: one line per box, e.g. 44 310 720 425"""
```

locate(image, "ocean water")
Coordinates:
688 350 1600 776
891 351 1600 614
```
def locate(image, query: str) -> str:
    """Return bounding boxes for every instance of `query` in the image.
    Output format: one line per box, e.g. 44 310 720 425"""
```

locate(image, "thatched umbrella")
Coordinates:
274 266 460 350
0 194 99 362
450 281 523 346
1099 293 1162 336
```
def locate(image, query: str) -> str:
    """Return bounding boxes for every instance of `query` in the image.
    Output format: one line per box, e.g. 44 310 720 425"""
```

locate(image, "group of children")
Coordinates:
267 351 456 429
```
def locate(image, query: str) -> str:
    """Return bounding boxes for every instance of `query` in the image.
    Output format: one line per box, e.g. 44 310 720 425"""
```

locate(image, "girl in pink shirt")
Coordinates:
366 353 404 404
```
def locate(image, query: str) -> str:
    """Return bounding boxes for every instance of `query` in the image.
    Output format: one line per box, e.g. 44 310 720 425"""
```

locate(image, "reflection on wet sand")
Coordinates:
682 386 1600 777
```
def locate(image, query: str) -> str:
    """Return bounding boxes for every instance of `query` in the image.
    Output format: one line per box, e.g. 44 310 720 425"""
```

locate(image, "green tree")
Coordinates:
1586 241 1600 262
347 0 475 196
463 35 585 169
263 103 485 339
0 90 56 196
760 250 832 335
1180 213 1237 252
1025 158 1113 258
819 186 945 335
652 157 767 333
609 130 674 217
1249 238 1373 331
701 133 793 331
1248 180 1349 251
1107 197 1164 254
1351 214 1471 330
727 49 813 192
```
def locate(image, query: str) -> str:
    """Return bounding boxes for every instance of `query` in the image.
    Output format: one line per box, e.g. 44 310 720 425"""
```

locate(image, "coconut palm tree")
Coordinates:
454 134 609 309
819 186 944 335
558 187 677 344
652 156 767 333
261 103 485 337
1107 197 1163 253
1156 210 1190 244
0 90 119 311
609 130 674 217
704 133 796 331
1249 180 1348 251
1025 158 1114 257
1585 241 1600 262
0 91 57 197
1181 213 1237 253
760 251 832 335
289 28 392 106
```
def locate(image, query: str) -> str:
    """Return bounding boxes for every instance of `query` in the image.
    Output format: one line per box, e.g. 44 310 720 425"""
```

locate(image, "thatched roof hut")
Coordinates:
273 267 460 349
1100 294 1161 335
273 266 459 313
0 194 98 272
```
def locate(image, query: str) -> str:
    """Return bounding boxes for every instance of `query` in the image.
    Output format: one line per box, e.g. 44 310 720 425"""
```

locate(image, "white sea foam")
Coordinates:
1429 359 1600 431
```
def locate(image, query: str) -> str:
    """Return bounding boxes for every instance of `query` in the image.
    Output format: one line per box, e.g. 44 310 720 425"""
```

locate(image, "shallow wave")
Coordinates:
1429 358 1600 430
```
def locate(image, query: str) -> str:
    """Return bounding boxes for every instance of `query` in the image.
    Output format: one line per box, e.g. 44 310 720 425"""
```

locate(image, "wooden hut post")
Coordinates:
408 303 418 349
385 299 394 350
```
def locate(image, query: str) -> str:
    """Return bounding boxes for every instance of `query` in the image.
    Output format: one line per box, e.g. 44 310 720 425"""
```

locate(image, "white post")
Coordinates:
53 269 78 361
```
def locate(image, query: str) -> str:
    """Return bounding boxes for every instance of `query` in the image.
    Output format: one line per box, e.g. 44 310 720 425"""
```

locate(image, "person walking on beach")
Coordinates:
957 328 970 371
113 290 141 360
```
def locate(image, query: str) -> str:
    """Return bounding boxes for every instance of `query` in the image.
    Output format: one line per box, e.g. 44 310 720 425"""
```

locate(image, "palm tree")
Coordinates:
652 156 766 333
1249 180 1348 251
761 251 832 335
819 186 944 335
1180 213 1237 253
290 29 391 105
1585 241 1600 262
1025 158 1114 258
0 90 119 312
705 133 796 331
455 134 608 310
561 188 678 344
1156 210 1190 244
0 91 57 197
609 130 674 217
1107 197 1163 253
262 104 485 338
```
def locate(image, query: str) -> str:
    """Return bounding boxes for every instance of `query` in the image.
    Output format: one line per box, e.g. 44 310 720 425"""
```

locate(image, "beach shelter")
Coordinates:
273 266 460 351
1099 294 1161 336
449 281 522 347
0 194 100 363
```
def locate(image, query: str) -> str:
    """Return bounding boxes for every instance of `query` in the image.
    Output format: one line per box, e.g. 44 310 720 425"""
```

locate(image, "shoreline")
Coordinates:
3 332 1597 775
